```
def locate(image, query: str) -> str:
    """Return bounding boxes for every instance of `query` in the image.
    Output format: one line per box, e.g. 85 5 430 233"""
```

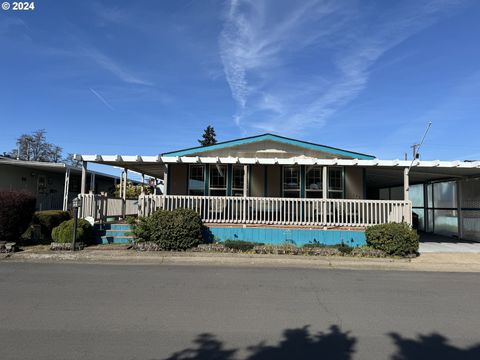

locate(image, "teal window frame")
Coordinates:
305 166 323 198
328 166 345 199
209 165 227 196
231 165 245 196
282 166 301 198
188 164 205 195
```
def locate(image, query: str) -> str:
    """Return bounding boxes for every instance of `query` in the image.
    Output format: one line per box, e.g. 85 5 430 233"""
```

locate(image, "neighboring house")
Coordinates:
75 134 480 244
0 156 122 211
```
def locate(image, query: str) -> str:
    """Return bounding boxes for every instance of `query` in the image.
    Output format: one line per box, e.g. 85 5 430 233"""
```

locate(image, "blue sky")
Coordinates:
1 0 480 174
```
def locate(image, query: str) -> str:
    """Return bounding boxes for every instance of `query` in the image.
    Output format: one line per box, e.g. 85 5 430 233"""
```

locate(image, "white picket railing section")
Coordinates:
138 195 412 227
78 194 138 221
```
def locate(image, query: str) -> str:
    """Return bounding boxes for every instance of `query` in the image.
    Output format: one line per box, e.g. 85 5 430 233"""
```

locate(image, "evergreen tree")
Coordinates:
198 126 217 146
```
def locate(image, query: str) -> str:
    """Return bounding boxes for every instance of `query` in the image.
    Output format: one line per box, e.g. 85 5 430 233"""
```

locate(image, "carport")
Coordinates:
365 163 480 241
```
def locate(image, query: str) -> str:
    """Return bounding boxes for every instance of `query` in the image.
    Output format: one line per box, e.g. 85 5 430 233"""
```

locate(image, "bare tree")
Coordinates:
9 129 63 162
63 153 82 167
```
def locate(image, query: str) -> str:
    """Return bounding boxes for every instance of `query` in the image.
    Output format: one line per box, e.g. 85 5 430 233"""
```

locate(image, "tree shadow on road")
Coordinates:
163 333 236 360
162 325 356 360
389 332 480 360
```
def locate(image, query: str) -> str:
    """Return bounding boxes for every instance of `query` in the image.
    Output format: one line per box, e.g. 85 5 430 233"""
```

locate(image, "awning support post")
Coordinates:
403 168 409 201
322 166 328 228
457 180 463 239
243 165 248 223
63 167 70 211
81 161 87 195
122 169 127 218
89 172 95 194
163 165 169 195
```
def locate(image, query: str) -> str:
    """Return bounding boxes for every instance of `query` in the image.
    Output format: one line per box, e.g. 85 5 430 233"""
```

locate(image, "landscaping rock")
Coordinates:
133 242 164 251
50 242 85 251
351 246 387 258
132 241 394 259
0 241 17 253
194 243 237 253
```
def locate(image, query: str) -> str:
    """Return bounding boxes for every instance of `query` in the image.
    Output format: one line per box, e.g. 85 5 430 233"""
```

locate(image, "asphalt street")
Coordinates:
1 262 479 359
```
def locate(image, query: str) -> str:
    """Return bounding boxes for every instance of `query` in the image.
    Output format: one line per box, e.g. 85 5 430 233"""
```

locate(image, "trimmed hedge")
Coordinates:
33 210 71 241
365 222 419 256
51 219 94 245
134 208 203 251
224 240 263 252
0 191 36 242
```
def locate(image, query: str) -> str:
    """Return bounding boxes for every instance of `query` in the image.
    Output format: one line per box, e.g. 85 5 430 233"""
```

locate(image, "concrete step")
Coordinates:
97 236 135 244
94 223 133 231
95 230 134 237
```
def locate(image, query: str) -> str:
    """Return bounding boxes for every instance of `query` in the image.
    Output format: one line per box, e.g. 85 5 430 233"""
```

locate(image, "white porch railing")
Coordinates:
78 193 411 226
138 195 412 227
78 194 138 221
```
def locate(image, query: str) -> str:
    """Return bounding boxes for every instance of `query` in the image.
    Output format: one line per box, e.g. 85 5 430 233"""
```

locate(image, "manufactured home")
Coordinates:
75 134 480 244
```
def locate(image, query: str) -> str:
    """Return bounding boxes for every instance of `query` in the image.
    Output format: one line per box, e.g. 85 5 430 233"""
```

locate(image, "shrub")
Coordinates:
365 222 419 256
51 219 94 245
125 215 137 226
224 240 263 252
0 191 36 242
134 208 203 251
32 210 71 241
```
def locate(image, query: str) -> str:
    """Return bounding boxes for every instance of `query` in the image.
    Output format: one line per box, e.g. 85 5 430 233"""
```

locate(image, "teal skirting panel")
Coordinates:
205 226 366 247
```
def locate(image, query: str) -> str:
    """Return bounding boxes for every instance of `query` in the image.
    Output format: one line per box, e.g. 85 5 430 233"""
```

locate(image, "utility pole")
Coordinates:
407 121 432 175
411 144 419 160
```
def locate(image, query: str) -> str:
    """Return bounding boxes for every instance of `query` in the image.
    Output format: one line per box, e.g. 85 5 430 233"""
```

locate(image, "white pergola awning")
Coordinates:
76 154 480 168
74 154 480 182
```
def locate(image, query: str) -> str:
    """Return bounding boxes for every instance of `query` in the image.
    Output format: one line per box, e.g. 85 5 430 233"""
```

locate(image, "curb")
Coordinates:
3 250 480 272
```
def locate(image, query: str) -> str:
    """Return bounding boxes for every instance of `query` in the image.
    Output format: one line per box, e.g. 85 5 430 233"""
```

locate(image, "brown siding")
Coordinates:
250 164 265 197
266 165 281 197
169 164 188 195
195 140 349 159
345 167 364 199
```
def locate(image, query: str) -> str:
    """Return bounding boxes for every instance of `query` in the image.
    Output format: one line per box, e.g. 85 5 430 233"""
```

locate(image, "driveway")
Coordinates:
419 233 480 253
1 262 479 359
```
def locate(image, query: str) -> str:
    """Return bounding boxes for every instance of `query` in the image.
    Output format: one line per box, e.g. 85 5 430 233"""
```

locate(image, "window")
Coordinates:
328 167 344 199
283 166 300 198
37 176 47 194
306 167 322 198
232 165 245 196
210 165 227 196
188 165 204 195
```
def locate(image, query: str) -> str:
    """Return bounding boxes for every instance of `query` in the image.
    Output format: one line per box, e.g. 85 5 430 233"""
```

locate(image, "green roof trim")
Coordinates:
162 133 375 160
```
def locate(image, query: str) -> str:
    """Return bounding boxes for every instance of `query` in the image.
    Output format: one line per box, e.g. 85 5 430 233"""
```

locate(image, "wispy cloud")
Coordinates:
219 0 465 134
89 88 114 110
219 0 336 114
82 47 153 86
